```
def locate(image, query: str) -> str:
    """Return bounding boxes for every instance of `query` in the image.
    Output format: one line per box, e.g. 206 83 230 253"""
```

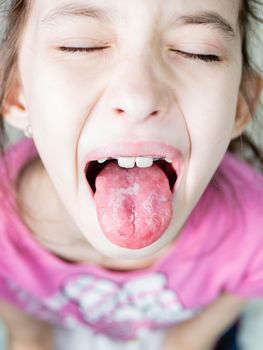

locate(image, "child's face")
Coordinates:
15 0 243 259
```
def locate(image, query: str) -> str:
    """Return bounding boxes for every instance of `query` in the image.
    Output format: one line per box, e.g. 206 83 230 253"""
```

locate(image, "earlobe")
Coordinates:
231 93 251 139
2 78 29 131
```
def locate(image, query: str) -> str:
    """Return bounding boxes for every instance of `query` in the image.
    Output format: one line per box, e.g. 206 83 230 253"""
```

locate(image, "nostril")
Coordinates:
114 108 125 115
113 108 161 119
150 110 159 116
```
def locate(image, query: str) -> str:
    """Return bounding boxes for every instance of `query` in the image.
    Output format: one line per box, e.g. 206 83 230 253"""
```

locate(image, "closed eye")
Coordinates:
58 46 221 63
59 46 109 53
171 49 222 62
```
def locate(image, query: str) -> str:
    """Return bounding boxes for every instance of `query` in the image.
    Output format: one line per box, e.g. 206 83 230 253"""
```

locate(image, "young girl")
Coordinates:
0 1 262 350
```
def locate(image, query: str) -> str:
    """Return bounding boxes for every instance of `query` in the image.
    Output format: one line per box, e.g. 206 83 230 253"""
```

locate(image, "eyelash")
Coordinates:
59 46 109 53
171 49 222 62
59 46 221 63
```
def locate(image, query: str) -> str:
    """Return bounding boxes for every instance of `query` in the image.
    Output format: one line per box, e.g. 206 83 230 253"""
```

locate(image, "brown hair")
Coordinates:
0 0 263 167
0 0 30 146
231 0 263 170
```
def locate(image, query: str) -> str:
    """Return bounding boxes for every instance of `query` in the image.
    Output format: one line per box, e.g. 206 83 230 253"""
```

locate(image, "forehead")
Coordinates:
30 0 241 29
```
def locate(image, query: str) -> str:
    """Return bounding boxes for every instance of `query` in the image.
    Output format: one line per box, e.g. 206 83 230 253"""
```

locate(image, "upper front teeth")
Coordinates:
97 156 173 168
118 157 153 168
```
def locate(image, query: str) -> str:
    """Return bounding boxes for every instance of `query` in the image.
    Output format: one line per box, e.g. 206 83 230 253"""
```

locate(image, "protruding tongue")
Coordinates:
94 161 173 249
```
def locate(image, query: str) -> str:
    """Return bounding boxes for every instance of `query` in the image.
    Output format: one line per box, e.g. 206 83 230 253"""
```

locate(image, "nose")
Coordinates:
104 61 169 124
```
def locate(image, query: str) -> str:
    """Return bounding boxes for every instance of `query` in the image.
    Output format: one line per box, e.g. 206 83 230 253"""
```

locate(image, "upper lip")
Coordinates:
83 141 184 173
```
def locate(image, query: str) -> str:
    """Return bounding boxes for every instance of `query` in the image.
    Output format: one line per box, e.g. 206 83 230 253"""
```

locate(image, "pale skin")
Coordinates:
1 0 260 349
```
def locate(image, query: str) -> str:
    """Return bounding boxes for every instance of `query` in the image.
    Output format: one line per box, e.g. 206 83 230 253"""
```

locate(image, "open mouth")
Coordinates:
85 158 178 194
83 143 182 249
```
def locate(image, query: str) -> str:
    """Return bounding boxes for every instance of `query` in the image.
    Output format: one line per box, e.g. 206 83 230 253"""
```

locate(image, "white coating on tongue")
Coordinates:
94 162 173 249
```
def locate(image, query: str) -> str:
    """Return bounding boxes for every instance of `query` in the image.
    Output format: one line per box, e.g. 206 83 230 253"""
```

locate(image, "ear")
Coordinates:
2 77 29 132
231 92 251 139
232 71 263 139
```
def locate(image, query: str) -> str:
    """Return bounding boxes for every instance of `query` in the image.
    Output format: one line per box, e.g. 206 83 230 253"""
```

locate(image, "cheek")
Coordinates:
181 68 240 148
176 66 241 199
20 62 84 191
24 58 103 136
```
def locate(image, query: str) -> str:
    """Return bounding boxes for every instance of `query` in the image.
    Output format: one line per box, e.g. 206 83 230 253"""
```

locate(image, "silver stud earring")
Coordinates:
24 125 33 138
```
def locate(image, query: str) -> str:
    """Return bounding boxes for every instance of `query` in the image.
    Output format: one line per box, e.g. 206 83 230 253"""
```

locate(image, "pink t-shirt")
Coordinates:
0 138 262 340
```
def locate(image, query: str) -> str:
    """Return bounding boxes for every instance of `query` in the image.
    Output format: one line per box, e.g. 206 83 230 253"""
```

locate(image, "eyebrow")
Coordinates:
176 11 236 40
40 3 111 25
40 4 237 41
